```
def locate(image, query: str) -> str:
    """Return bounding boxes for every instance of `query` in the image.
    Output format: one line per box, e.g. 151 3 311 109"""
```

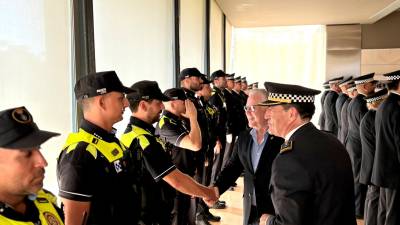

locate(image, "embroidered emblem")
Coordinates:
111 148 119 156
43 211 61 225
11 108 32 124
280 141 293 154
114 160 123 173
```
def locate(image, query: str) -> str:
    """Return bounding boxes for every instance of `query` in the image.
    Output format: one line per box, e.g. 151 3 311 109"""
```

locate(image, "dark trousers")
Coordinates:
378 188 400 225
211 137 226 184
248 205 259 225
355 182 367 218
172 192 191 225
364 185 380 225
221 134 237 170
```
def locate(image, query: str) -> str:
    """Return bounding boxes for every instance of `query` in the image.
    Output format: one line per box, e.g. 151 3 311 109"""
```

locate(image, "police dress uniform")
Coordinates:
260 82 356 225
339 83 357 144
323 89 339 135
371 70 400 225
346 73 376 218
0 190 64 225
318 82 329 130
156 110 195 225
121 116 177 225
57 119 139 225
336 77 353 138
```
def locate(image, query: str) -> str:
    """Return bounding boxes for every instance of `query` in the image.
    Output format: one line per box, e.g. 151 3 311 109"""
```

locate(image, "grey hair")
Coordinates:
248 88 268 102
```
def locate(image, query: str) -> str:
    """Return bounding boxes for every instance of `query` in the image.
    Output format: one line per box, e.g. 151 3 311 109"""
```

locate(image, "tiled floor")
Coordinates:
209 177 364 225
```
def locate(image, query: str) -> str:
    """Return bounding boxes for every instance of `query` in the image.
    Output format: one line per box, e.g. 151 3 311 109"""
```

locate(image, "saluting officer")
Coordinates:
155 88 201 225
371 70 400 225
121 81 218 225
336 76 353 139
323 76 343 135
57 71 138 225
359 88 388 225
346 73 377 218
0 106 63 225
339 82 358 144
318 81 330 130
259 82 356 225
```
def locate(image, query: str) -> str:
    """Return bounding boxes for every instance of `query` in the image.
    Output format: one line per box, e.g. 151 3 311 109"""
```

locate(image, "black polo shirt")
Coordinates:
57 119 138 224
156 110 195 176
124 116 176 181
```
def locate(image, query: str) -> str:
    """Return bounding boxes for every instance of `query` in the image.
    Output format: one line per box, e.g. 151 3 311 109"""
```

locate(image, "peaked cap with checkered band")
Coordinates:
364 88 388 103
258 82 321 106
354 73 377 85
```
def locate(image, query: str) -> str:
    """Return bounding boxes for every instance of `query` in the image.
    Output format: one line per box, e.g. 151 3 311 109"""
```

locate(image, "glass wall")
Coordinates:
0 0 73 194
93 0 174 135
210 0 224 73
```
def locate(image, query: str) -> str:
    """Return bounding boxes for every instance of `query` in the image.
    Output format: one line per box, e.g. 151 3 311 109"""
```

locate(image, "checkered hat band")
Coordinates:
366 95 385 103
354 78 374 84
387 75 400 81
268 93 315 103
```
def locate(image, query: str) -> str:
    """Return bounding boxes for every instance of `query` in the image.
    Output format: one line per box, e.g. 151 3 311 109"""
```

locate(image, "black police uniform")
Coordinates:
239 90 249 105
208 86 228 183
346 93 368 217
359 110 379 225
156 110 195 225
323 90 339 135
339 97 352 144
335 92 349 138
318 84 329 130
121 116 177 225
0 190 64 225
213 129 283 225
260 82 356 225
371 92 400 225
57 119 139 225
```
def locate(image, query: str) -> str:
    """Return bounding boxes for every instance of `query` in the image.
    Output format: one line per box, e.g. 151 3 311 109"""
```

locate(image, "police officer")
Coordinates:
339 82 358 145
120 80 218 225
155 88 201 225
323 76 343 135
346 73 377 218
371 70 400 225
318 81 330 130
260 82 356 225
359 88 388 225
209 70 228 185
240 77 249 101
336 76 353 139
0 106 63 225
57 71 138 225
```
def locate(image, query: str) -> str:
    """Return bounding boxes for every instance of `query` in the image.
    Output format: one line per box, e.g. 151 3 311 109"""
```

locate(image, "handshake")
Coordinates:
202 186 220 207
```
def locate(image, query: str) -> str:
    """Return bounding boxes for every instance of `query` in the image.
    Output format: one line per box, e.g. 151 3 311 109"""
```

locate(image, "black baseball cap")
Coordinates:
74 71 134 100
164 88 187 101
179 68 204 81
211 70 227 80
0 107 60 149
127 80 170 102
200 75 212 84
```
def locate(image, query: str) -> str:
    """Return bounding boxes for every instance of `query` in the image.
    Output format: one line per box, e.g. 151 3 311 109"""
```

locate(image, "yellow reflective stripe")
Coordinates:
159 116 166 129
35 190 64 225
120 125 151 151
62 129 124 162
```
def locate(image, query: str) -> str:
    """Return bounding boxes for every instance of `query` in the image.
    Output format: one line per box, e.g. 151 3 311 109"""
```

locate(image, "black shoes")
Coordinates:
211 200 226 209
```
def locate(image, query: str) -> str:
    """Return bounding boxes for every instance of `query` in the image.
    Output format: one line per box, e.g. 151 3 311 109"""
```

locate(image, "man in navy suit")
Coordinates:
209 89 284 225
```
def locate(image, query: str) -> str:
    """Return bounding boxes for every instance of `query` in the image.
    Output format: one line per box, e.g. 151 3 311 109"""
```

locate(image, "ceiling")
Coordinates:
216 0 400 27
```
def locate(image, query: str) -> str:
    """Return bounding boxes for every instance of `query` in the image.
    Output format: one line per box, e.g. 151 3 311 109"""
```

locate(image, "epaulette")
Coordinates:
280 141 293 154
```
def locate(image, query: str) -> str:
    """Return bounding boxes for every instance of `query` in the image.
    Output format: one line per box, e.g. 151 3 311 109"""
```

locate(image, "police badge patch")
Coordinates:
43 211 61 225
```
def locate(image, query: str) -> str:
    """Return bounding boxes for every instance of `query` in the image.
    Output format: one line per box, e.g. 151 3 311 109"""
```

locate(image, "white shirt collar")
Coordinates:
284 122 309 141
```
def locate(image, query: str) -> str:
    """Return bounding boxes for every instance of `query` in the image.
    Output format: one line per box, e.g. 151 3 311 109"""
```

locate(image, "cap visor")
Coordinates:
5 130 60 149
122 86 135 94
159 94 172 102
256 100 285 106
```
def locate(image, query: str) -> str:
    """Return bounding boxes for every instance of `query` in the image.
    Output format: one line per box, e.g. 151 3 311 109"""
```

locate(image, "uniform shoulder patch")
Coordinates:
280 141 293 154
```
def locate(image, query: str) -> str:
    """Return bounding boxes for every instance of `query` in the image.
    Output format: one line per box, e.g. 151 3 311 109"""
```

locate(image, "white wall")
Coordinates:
93 0 174 135
210 0 224 73
0 0 73 194
180 0 206 72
